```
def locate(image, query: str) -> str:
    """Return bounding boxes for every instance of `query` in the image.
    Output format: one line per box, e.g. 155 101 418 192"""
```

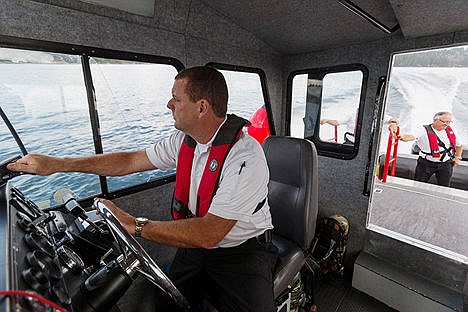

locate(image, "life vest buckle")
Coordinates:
172 197 185 213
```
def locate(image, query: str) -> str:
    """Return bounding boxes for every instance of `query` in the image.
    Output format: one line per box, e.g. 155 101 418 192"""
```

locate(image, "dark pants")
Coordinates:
159 237 278 312
414 157 454 187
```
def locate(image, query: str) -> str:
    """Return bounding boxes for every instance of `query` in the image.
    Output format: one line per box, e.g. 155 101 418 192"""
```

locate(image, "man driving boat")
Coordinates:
7 66 278 312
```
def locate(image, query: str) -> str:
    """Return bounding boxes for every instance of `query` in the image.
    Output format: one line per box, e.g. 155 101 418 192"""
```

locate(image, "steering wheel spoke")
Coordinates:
94 199 190 310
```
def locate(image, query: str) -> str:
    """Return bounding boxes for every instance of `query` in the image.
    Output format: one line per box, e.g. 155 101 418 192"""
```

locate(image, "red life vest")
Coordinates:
171 114 250 220
423 124 456 158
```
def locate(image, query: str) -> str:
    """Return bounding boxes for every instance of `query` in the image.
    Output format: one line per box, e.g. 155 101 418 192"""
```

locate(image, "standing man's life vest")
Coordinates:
423 124 456 159
172 114 250 220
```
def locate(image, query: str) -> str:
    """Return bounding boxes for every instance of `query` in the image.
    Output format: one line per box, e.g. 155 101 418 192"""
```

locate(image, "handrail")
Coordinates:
336 0 400 34
321 124 339 143
381 127 399 182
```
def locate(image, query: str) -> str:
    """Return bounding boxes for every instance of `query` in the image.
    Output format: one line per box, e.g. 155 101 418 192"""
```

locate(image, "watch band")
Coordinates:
134 217 149 237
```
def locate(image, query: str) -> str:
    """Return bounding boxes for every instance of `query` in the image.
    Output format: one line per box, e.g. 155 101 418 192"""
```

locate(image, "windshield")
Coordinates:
0 48 179 206
0 47 268 207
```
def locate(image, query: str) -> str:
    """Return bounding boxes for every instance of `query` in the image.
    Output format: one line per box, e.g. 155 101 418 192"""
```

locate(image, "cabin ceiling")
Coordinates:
199 0 468 54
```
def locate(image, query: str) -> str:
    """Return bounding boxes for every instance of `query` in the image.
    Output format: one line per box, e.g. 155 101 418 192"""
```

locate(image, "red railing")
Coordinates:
381 127 399 182
322 125 338 143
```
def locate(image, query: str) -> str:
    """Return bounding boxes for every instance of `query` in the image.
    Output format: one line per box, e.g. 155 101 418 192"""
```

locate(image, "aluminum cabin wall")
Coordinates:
282 30 468 293
0 0 283 124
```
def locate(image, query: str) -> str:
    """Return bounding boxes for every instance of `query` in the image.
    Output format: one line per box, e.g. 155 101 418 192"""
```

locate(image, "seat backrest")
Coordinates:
262 136 318 250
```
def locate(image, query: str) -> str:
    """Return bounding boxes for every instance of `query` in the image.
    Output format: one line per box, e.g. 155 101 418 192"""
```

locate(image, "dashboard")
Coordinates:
0 182 127 312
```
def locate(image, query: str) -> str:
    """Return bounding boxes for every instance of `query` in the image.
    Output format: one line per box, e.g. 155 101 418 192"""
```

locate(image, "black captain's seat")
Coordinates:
262 136 319 298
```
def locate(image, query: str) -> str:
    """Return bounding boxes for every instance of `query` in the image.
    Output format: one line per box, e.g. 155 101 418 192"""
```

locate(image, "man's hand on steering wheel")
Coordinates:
95 198 135 235
93 199 191 310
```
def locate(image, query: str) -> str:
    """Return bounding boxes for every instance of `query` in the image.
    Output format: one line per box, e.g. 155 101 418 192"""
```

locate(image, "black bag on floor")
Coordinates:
309 215 349 274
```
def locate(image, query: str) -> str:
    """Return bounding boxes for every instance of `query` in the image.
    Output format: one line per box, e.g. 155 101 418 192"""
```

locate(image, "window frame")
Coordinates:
206 62 276 136
286 63 368 160
0 35 184 206
367 44 468 264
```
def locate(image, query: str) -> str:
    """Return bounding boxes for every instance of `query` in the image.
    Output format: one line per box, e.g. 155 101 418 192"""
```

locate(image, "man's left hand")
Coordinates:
453 157 461 167
388 123 398 135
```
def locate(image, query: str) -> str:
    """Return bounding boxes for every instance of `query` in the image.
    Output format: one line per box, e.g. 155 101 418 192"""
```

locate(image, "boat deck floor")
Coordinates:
312 272 397 312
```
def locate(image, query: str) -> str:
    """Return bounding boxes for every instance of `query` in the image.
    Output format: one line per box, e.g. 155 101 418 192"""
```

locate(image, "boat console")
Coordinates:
0 180 188 312
0 181 118 311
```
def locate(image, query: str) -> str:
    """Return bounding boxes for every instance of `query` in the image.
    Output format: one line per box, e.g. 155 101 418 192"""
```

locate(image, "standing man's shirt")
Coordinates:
146 125 273 248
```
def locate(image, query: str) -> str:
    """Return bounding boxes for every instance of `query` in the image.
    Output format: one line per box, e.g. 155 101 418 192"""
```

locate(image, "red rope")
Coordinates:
0 290 67 312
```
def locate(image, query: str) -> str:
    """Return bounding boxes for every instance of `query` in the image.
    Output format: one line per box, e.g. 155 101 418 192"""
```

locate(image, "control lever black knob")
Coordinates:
73 260 133 312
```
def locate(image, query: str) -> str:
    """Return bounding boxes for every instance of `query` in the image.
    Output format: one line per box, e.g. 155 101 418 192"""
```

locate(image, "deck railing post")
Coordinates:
381 127 399 182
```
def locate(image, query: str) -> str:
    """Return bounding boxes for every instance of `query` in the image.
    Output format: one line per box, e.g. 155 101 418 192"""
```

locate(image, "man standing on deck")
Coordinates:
414 111 463 187
7 66 278 312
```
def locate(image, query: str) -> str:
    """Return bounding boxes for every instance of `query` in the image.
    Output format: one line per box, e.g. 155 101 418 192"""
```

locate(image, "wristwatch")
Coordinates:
134 217 149 237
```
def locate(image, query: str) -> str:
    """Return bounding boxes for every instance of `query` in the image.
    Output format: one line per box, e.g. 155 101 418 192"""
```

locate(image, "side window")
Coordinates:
320 71 363 144
209 64 273 145
89 58 178 191
290 74 308 138
369 44 468 264
289 65 368 159
0 48 100 205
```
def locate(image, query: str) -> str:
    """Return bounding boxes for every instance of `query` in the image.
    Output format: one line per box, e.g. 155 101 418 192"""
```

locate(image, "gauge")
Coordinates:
24 232 56 258
21 267 50 292
56 245 85 274
26 250 63 281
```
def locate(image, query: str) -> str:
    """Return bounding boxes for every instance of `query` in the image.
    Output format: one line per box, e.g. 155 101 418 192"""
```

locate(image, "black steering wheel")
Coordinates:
94 199 190 310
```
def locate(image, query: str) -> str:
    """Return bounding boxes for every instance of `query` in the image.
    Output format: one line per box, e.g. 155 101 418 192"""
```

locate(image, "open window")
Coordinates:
369 44 468 264
288 64 368 159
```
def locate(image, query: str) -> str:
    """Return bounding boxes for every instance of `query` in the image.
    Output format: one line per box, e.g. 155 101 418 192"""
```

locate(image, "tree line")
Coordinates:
394 46 468 67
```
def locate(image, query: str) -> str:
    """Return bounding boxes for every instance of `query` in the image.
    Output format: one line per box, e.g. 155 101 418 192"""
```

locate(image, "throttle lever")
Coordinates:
0 155 23 184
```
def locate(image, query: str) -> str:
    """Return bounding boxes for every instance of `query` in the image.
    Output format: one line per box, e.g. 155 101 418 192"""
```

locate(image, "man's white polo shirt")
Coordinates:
146 127 273 248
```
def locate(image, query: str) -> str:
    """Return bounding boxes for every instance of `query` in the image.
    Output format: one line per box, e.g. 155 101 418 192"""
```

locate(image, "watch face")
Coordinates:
135 217 148 224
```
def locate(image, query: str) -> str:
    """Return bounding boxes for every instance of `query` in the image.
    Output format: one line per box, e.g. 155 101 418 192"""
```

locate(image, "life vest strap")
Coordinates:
422 124 457 160
172 114 250 220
